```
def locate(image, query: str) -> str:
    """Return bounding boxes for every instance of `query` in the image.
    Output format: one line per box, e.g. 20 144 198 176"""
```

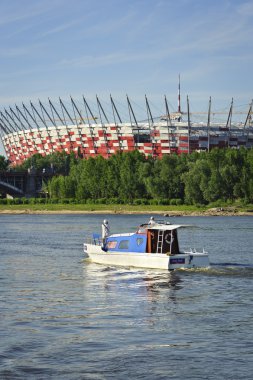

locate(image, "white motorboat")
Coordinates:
83 220 209 270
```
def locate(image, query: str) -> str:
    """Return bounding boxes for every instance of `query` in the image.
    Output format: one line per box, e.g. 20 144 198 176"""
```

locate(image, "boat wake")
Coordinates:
180 262 253 278
211 262 253 268
83 249 253 288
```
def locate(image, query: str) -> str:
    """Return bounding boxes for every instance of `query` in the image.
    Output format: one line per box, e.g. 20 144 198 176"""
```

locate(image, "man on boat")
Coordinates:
148 216 156 226
102 219 110 246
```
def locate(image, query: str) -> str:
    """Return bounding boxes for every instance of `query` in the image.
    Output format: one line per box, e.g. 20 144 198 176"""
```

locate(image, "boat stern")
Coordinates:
168 252 209 270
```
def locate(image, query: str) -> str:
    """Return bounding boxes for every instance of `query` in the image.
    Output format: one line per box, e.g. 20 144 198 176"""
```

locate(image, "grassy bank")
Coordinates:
0 203 252 215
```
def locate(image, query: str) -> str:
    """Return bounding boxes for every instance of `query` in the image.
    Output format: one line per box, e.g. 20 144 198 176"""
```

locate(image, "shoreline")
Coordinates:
0 208 252 216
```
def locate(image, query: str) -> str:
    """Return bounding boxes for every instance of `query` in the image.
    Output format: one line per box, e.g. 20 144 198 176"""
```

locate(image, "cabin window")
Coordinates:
107 241 117 249
137 226 147 234
118 240 129 249
136 238 144 246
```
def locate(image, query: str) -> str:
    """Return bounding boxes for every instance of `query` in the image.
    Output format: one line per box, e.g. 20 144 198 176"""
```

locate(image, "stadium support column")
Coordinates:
70 96 87 157
5 108 28 159
22 103 40 155
83 96 98 155
164 95 172 153
59 98 75 153
9 106 31 159
0 119 5 140
38 100 55 153
145 95 154 125
178 74 181 114
243 100 253 144
110 94 122 151
126 95 138 151
30 102 44 151
0 114 16 159
96 95 110 157
207 97 211 152
187 95 191 154
25 103 44 154
145 95 155 157
4 108 23 140
48 98 65 150
0 121 7 157
226 98 233 148
126 95 138 127
30 101 51 153
0 111 21 162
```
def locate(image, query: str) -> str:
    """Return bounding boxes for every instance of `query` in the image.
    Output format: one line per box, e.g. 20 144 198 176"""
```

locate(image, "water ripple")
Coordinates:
0 214 253 379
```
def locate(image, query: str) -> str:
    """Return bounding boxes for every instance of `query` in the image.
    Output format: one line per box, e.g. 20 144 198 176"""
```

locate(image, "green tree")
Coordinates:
13 147 253 205
118 151 146 202
183 159 211 205
0 155 8 170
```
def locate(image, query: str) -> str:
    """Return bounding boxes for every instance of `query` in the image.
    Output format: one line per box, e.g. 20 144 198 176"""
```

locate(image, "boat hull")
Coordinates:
83 243 209 270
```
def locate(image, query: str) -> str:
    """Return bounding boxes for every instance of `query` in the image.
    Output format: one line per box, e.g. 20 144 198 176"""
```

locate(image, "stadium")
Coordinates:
0 91 252 165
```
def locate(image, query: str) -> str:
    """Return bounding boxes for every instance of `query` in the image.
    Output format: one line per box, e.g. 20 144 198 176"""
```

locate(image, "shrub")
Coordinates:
149 199 159 205
13 198 22 205
36 198 47 204
195 203 205 208
169 198 183 206
61 198 70 204
208 200 223 208
157 199 170 205
106 197 121 204
68 198 77 204
96 198 107 204
48 198 59 204
29 198 37 204
133 199 142 205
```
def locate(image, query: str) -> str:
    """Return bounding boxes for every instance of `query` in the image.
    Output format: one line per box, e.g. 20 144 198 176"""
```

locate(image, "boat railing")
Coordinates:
139 220 171 229
184 248 208 255
153 219 172 225
85 233 103 246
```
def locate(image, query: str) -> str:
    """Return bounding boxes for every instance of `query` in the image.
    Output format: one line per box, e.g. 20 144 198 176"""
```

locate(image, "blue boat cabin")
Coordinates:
105 224 180 255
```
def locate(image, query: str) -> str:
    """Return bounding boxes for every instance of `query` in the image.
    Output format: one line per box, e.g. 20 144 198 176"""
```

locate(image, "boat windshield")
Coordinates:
137 224 149 234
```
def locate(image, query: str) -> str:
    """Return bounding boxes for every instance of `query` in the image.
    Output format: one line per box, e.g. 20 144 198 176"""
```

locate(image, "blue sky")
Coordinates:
0 0 253 156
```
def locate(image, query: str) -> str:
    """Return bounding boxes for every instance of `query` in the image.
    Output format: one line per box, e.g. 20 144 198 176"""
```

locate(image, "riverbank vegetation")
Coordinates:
1 147 253 208
0 200 252 216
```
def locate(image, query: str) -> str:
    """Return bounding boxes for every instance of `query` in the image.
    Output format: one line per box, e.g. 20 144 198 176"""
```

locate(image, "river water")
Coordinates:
0 214 252 379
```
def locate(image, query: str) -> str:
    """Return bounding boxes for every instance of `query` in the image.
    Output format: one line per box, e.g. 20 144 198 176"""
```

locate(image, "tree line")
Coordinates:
2 148 253 205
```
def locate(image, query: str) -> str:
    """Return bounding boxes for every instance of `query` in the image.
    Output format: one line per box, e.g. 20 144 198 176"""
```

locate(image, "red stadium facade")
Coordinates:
0 95 252 165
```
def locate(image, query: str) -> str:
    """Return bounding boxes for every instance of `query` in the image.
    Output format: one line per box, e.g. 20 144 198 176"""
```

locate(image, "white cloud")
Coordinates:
59 50 164 68
0 0 56 27
39 18 84 38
